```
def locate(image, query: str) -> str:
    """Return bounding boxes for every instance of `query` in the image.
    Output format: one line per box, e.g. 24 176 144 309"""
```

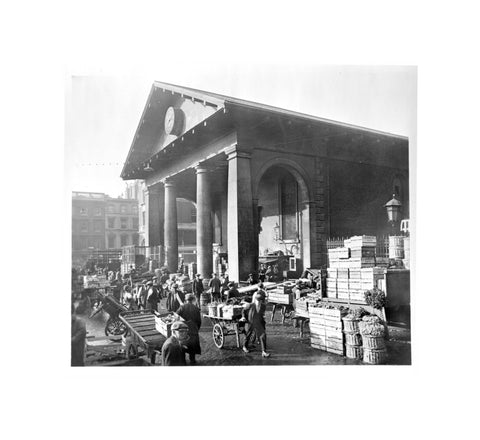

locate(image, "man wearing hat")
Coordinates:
192 273 204 306
161 321 189 366
208 273 222 302
242 290 270 358
225 281 240 302
175 293 202 364
145 280 159 312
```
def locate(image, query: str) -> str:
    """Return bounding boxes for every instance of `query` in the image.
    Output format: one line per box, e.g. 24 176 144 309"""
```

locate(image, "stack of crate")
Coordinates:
344 236 377 268
309 305 348 355
360 267 385 292
326 236 386 302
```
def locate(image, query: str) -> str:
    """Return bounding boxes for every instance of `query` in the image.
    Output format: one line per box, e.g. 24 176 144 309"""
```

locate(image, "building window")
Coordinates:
133 218 139 229
108 235 116 248
279 175 298 241
93 221 102 233
107 204 115 213
120 205 127 213
108 217 115 228
80 207 88 216
120 217 128 229
132 205 138 214
94 207 102 216
120 234 128 246
191 207 197 222
80 221 88 233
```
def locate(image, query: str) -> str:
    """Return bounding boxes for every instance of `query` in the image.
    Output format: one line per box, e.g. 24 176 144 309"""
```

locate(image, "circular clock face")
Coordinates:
164 107 176 135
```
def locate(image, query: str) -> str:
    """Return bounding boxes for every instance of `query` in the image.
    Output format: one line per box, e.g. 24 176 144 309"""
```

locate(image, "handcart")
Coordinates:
90 291 128 336
119 309 165 364
203 314 246 349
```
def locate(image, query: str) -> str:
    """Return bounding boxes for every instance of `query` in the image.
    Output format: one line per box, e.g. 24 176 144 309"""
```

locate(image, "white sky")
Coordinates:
65 66 416 197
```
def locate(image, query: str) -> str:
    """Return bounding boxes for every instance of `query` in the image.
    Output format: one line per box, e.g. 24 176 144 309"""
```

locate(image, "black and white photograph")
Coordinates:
4 1 479 439
67 69 414 367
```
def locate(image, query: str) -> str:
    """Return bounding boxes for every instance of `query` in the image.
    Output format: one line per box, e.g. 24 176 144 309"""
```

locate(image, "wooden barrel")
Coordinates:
388 236 404 259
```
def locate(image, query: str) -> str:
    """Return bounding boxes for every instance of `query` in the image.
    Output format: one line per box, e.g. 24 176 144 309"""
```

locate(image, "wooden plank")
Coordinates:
137 329 161 337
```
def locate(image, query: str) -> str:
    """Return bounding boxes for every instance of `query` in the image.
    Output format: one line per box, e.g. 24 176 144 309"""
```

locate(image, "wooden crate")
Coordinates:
345 235 377 248
350 248 376 258
348 269 362 279
155 314 174 338
267 292 292 305
326 288 337 299
327 268 338 278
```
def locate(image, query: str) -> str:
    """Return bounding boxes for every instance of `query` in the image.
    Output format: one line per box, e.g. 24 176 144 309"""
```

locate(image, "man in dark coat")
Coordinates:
176 294 202 364
161 321 189 366
225 281 240 302
208 273 222 302
145 280 159 312
242 290 270 358
71 304 87 366
192 273 204 306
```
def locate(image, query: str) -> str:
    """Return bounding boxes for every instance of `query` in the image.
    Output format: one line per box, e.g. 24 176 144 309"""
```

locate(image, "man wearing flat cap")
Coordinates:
242 290 270 358
145 280 159 312
192 273 204 306
176 293 202 364
161 321 189 366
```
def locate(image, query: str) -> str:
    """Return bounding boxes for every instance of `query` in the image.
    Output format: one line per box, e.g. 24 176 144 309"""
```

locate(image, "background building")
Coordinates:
105 196 139 249
72 192 106 267
72 191 139 268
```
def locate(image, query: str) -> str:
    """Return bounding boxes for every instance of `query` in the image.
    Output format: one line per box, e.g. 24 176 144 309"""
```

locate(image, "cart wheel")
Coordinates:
212 323 224 349
105 317 127 336
127 343 138 359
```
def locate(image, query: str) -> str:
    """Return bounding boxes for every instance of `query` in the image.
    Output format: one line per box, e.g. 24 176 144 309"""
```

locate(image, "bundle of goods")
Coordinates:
309 304 348 355
221 304 244 319
267 287 293 305
208 302 220 317
154 313 177 338
364 287 387 309
342 308 369 360
358 315 387 364
83 275 110 289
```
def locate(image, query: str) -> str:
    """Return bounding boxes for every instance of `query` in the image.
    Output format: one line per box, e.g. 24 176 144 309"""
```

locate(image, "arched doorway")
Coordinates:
256 164 311 277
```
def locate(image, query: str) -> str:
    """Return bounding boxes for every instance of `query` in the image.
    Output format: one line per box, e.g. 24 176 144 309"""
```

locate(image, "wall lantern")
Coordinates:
384 194 402 223
273 223 280 241
144 162 154 172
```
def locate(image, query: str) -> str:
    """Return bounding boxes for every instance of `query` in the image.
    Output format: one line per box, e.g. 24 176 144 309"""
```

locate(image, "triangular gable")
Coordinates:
121 82 224 178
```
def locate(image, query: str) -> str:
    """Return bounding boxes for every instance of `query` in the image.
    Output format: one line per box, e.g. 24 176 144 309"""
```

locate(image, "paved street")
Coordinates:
80 297 411 366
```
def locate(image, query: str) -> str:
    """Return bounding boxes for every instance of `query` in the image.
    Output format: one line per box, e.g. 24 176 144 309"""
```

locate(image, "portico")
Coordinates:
121 81 409 282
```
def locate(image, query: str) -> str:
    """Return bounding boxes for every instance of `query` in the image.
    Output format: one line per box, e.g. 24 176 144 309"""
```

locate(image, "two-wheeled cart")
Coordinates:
90 292 128 336
203 314 246 349
119 309 165 364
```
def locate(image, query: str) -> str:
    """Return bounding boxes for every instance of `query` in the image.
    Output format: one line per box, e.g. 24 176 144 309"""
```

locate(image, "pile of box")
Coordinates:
266 283 294 305
326 236 385 301
309 304 348 355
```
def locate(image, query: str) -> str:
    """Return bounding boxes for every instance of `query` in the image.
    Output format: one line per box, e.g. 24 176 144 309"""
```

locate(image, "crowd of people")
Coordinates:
72 264 276 367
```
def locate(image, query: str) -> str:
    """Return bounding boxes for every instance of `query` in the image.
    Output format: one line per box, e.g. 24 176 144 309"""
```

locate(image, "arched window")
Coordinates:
279 174 298 241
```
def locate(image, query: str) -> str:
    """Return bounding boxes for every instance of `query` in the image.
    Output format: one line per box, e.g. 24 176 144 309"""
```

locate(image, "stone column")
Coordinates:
145 183 164 247
226 146 256 282
163 179 178 272
195 165 213 278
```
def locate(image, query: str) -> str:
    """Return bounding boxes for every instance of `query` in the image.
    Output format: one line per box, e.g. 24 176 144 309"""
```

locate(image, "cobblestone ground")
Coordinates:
80 297 411 367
